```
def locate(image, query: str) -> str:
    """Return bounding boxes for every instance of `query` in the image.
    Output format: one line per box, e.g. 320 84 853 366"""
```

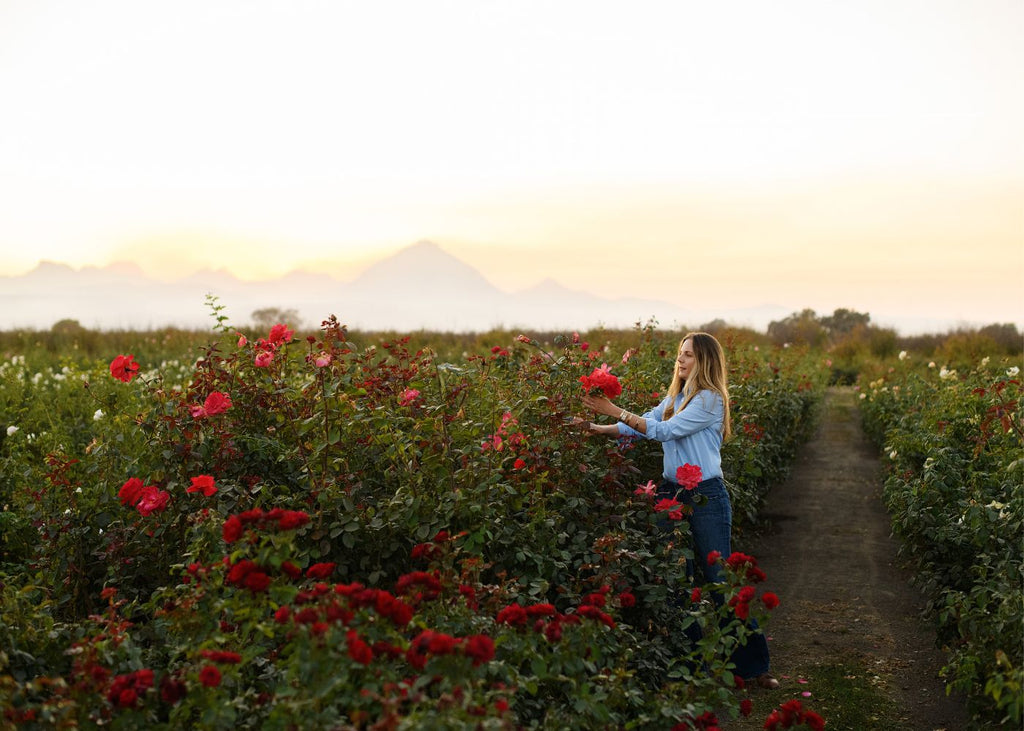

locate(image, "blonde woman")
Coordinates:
580 331 778 688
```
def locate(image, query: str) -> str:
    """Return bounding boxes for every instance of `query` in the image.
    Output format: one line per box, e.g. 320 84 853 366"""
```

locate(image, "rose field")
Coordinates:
0 310 1020 728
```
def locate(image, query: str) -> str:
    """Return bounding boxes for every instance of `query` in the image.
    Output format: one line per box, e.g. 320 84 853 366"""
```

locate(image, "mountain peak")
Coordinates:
31 260 76 274
350 240 498 295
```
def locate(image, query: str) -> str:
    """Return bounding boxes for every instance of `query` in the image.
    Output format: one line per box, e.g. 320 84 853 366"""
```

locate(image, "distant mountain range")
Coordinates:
1 240 791 332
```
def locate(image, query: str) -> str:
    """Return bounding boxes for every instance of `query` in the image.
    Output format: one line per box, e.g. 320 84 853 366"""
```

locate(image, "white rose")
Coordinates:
93 409 104 421
5 425 18 436
1008 366 1020 377
898 351 908 361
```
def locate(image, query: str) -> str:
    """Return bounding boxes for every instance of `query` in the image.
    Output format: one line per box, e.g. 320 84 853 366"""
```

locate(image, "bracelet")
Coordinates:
619 409 628 423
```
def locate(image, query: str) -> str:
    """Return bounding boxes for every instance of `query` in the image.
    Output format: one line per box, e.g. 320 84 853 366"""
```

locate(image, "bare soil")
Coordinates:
727 387 969 730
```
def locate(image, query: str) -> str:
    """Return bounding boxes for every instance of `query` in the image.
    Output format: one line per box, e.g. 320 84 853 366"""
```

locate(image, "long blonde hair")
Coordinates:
662 331 732 439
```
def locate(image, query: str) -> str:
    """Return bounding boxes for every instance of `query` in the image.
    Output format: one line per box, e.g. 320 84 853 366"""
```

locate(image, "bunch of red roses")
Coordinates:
579 364 622 399
225 558 272 593
252 322 294 368
763 699 825 730
497 601 583 643
706 551 780 620
117 477 170 517
405 629 496 670
221 507 311 543
496 584 628 641
106 668 154 709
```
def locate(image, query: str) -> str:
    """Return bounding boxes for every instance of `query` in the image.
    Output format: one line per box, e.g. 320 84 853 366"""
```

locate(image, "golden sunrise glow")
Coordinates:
0 1 1021 333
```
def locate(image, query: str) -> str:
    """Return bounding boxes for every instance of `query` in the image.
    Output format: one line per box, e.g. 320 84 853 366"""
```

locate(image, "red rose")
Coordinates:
136 486 170 516
346 630 374 665
273 606 292 623
496 604 528 627
198 665 221 687
118 477 145 506
577 605 615 628
740 698 753 717
393 571 443 596
525 603 557 617
222 515 244 543
426 632 458 655
243 571 271 593
411 542 439 561
462 634 495 666
459 585 478 610
675 463 703 490
725 552 756 570
654 498 685 521
618 591 636 608
276 510 310 530
305 562 336 580
187 475 217 497
200 650 242 664
226 559 256 585
579 364 622 398
268 323 294 345
109 354 140 383
203 391 232 416
761 592 780 610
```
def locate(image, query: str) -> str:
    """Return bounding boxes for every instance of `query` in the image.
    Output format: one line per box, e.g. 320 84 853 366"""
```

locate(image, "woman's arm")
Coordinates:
569 417 619 436
589 422 621 436
581 394 651 436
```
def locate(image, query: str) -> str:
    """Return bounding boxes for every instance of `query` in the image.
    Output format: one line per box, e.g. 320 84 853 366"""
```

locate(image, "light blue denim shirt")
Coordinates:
617 389 724 482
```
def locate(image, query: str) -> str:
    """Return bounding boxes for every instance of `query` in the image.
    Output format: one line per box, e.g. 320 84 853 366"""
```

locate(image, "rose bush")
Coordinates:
0 316 826 727
860 354 1023 726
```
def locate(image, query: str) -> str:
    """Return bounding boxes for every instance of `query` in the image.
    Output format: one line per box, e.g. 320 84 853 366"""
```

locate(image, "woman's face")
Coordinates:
676 339 696 381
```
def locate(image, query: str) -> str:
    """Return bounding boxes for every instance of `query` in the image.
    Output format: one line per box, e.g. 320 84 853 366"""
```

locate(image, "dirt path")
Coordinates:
728 387 968 730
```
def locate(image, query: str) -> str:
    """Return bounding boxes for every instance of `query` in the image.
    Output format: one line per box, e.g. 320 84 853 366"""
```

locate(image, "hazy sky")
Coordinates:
1 0 1021 332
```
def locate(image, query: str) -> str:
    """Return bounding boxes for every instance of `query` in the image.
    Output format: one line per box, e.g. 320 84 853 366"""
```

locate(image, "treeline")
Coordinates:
0 308 1019 375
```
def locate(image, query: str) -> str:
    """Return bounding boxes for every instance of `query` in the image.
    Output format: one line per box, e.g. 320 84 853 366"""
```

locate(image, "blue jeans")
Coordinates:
658 477 771 679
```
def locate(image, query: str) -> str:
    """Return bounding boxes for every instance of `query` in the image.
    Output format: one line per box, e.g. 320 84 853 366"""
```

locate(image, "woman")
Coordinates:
579 331 778 688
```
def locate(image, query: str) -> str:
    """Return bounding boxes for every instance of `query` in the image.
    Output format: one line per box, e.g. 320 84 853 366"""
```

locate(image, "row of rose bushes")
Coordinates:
0 317 827 727
859 354 1023 726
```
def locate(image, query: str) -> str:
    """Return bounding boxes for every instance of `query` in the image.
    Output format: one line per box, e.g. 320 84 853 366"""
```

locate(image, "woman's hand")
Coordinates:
581 393 618 418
